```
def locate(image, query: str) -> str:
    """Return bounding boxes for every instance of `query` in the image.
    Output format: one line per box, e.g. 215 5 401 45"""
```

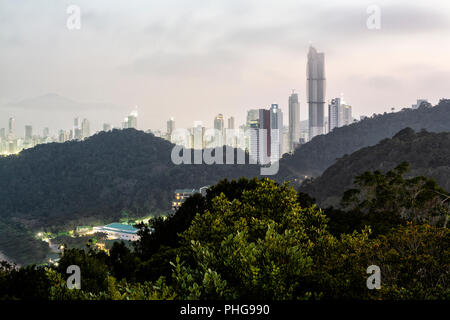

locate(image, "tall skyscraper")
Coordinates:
81 118 90 139
247 110 259 162
227 116 235 130
8 117 15 137
342 104 352 126
259 109 271 163
122 118 128 129
25 125 33 142
167 117 175 140
328 97 341 132
288 91 301 153
328 97 353 132
214 114 224 132
0 128 5 140
225 116 237 148
127 110 138 129
307 46 326 141
74 117 82 140
247 108 275 163
270 104 283 161
213 114 224 147
192 121 205 150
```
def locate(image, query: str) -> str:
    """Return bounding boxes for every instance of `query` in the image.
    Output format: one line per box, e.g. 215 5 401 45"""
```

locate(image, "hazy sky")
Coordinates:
1 0 450 132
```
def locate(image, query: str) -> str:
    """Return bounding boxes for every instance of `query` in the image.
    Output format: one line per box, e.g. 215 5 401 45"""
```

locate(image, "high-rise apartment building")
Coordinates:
8 117 15 137
58 130 70 143
307 46 326 141
248 109 271 164
270 104 283 162
127 110 138 129
328 98 340 132
213 114 224 147
25 125 33 142
74 117 82 140
167 117 175 141
288 91 301 153
328 97 353 132
192 121 205 150
227 116 235 130
81 118 90 139
259 109 271 163
342 104 352 126
214 114 224 132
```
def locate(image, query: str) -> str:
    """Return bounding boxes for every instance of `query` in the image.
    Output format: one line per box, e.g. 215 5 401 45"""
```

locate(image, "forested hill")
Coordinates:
280 99 450 178
299 128 450 207
0 129 261 231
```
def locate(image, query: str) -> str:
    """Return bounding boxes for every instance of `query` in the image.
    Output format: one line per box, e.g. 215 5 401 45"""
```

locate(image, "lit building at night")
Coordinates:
172 187 209 211
93 223 140 241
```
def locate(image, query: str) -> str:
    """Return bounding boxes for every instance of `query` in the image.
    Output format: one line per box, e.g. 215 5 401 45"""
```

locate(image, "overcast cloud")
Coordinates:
1 0 449 133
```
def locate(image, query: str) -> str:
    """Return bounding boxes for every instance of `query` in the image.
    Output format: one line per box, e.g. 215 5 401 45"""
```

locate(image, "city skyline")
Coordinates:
1 1 449 132
0 43 343 157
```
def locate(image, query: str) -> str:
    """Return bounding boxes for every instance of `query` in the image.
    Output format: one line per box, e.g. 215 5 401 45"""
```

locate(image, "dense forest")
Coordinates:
0 176 448 300
0 129 262 230
0 129 261 264
1 99 450 265
280 99 450 179
300 128 450 207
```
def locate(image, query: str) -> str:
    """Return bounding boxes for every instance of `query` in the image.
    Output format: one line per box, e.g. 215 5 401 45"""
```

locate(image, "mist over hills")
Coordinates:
299 128 450 207
280 99 450 180
11 93 95 110
0 93 127 134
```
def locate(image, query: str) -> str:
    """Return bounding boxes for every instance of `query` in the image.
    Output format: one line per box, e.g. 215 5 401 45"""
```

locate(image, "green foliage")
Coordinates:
180 179 326 299
0 263 51 300
342 162 449 234
372 223 450 299
0 220 51 266
301 128 450 207
0 129 261 263
56 248 109 293
1 177 448 300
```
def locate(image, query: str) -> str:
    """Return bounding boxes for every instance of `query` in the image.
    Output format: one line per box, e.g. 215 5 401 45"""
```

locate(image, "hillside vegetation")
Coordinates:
2 99 450 265
299 128 450 207
0 129 261 264
280 99 450 179
1 178 448 300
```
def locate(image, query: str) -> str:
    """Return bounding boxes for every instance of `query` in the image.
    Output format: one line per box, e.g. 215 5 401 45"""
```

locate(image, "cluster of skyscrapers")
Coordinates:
0 110 138 155
1 46 358 159
159 46 355 163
